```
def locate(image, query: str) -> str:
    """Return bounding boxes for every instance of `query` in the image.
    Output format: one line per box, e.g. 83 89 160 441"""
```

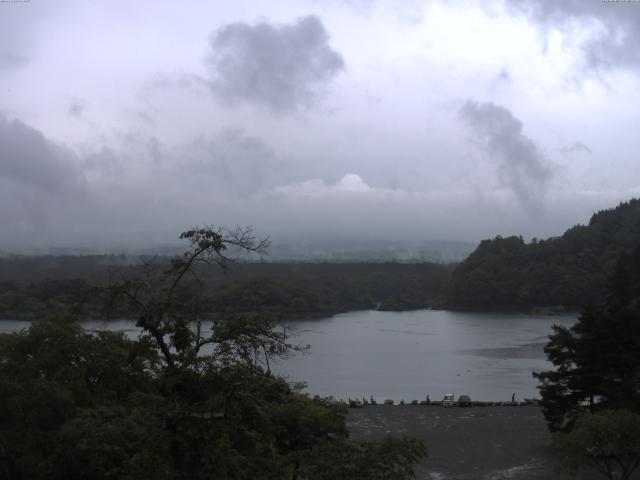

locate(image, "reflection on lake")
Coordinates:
1 309 575 402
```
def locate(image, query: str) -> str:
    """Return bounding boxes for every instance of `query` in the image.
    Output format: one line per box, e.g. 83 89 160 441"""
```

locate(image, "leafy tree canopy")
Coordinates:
554 409 640 480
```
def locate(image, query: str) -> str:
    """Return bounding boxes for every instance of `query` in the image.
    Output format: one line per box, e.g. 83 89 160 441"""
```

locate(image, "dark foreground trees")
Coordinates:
553 410 640 480
535 244 640 478
534 244 640 432
0 227 426 479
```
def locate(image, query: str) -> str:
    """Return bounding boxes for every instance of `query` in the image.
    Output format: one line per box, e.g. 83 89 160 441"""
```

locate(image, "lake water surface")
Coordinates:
1 309 575 403
276 309 576 402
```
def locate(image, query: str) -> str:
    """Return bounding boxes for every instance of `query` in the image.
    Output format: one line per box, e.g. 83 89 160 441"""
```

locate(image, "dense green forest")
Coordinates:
448 199 640 310
0 259 453 321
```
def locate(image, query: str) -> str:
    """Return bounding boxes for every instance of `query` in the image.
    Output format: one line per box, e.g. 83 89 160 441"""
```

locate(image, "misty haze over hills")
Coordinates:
266 238 475 262
0 237 476 263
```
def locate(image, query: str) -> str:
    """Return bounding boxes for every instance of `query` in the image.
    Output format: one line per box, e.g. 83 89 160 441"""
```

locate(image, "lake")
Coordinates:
0 309 575 403
275 309 576 402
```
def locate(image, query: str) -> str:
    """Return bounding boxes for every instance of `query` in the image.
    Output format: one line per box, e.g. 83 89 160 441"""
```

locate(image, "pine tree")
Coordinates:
535 245 640 431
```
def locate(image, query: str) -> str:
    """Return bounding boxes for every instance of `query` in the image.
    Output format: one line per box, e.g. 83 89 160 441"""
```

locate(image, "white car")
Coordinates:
442 393 455 407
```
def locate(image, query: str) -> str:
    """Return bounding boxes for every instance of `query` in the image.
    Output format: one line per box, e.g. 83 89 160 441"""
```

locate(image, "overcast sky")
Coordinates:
1 0 640 251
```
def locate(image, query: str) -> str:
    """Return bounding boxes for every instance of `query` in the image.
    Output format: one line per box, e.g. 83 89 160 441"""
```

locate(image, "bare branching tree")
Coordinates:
97 225 295 371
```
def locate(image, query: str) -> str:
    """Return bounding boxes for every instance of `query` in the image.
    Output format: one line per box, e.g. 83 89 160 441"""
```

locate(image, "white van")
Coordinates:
442 393 455 407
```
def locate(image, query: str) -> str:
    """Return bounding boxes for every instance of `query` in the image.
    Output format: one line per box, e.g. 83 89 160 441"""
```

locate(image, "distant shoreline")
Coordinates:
0 306 579 323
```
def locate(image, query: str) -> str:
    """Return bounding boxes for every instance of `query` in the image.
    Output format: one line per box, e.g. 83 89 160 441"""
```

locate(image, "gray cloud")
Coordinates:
1 2 638 252
178 128 295 195
0 114 87 249
0 1 61 72
508 0 640 70
79 128 294 197
147 71 208 95
559 142 592 155
82 146 127 177
206 15 345 113
68 99 84 118
0 50 26 71
0 114 84 195
459 101 554 213
0 116 627 252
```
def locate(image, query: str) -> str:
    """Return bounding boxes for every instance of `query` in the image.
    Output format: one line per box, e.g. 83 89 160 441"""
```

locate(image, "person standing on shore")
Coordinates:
511 393 515 403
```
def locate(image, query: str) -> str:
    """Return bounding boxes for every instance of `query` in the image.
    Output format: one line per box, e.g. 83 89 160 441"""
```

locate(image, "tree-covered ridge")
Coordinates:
0 261 452 321
449 198 640 309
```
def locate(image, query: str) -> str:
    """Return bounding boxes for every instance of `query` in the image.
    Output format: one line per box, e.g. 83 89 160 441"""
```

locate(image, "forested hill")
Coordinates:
448 199 640 310
0 260 453 320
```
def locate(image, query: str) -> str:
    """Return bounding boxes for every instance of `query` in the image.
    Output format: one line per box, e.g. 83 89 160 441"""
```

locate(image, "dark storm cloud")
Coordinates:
0 115 84 195
206 15 345 113
509 0 640 70
459 101 554 212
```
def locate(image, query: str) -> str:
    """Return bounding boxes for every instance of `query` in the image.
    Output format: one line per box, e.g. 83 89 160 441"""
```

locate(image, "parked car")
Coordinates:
457 395 472 407
442 393 455 407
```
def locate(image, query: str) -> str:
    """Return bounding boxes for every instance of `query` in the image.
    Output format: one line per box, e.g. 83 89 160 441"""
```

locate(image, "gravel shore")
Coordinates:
347 405 601 480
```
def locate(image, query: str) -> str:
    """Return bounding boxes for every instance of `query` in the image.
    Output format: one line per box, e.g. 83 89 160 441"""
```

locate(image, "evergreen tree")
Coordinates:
535 245 640 432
